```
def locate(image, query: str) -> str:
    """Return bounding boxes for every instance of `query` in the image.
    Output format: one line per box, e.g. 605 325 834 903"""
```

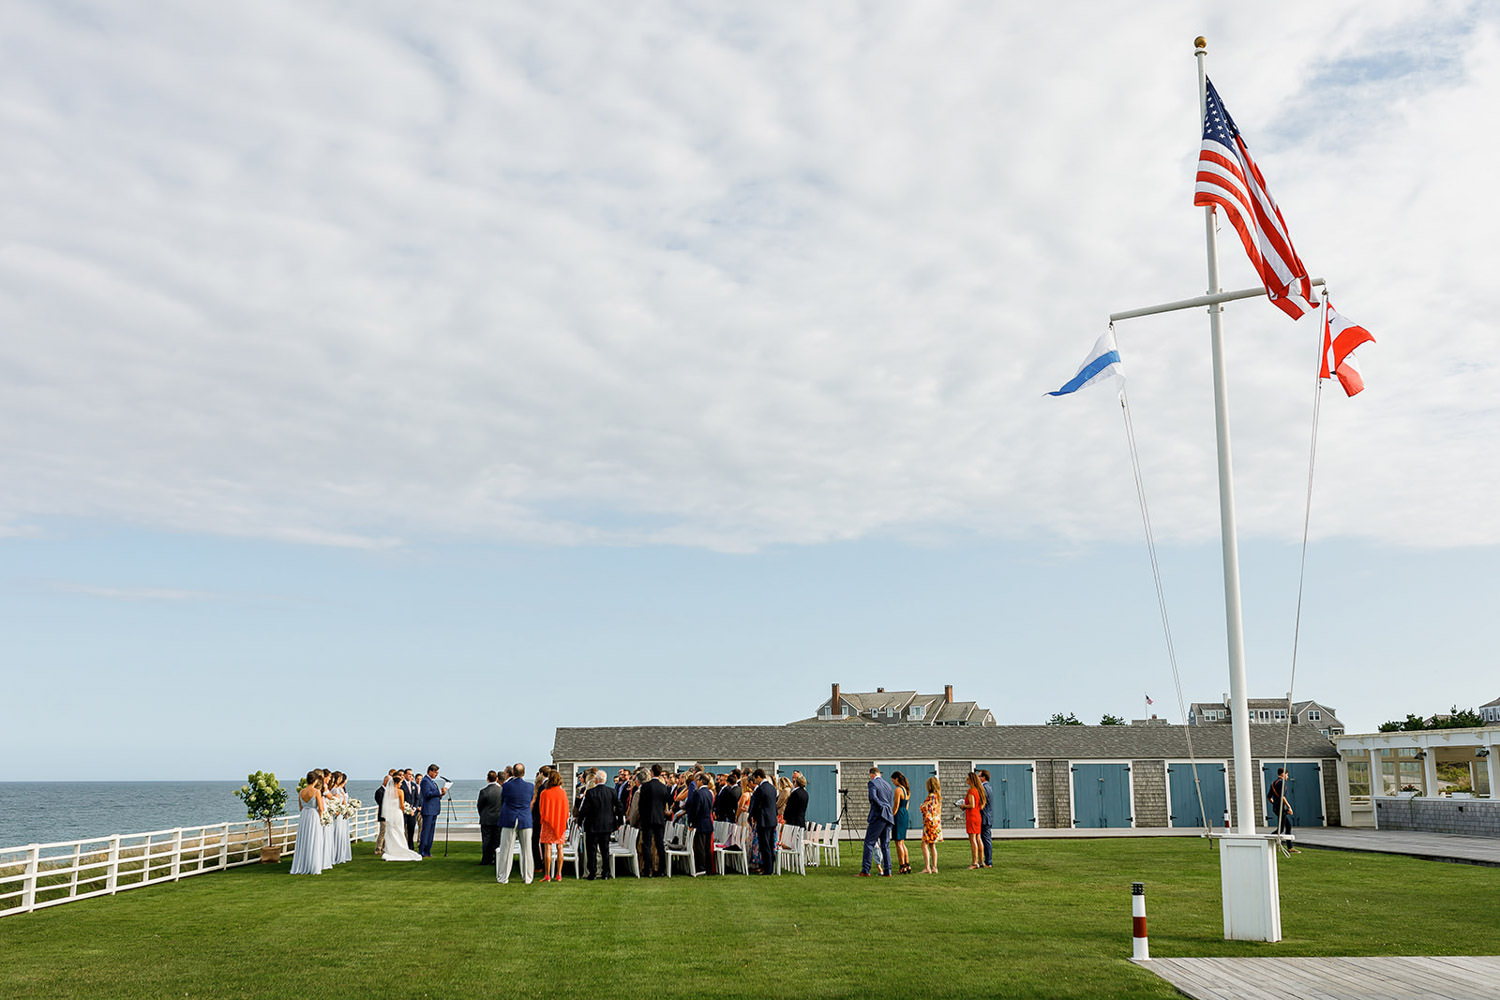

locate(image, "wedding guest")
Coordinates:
749 769 778 875
686 772 714 875
775 776 792 821
978 770 995 868
859 766 894 878
538 772 569 882
531 766 551 873
891 771 912 875
962 772 986 870
579 770 617 880
374 771 390 855
636 765 671 877
290 771 326 876
477 771 504 866
783 773 809 830
920 776 943 875
713 771 739 824
496 763 535 885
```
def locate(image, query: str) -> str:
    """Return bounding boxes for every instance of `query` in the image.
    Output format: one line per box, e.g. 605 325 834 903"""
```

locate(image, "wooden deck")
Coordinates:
1294 828 1500 867
1137 955 1500 1000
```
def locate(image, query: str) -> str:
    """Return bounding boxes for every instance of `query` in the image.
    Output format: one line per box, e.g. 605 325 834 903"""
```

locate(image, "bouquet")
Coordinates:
321 807 334 826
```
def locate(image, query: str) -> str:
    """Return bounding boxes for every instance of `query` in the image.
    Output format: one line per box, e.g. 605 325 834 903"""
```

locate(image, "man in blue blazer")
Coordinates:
748 769 779 875
860 765 894 877
978 770 994 867
496 763 535 884
686 772 716 875
418 765 448 857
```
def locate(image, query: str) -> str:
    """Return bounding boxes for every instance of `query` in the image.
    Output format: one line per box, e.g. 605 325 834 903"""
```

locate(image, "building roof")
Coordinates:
1482 695 1500 709
553 724 1338 762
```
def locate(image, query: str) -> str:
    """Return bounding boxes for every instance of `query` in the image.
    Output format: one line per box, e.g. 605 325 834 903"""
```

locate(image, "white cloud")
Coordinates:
0 1 1495 551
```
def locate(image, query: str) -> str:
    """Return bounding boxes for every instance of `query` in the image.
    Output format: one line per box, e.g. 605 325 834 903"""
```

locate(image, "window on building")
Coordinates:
1273 708 1288 721
1319 728 1329 736
910 705 925 720
1308 709 1321 721
1256 710 1271 722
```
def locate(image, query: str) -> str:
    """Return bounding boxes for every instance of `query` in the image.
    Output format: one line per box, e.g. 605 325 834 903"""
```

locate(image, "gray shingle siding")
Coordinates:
1133 760 1168 828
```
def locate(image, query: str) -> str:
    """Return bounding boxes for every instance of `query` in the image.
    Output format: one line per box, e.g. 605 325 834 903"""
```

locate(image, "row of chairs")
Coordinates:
517 820 843 879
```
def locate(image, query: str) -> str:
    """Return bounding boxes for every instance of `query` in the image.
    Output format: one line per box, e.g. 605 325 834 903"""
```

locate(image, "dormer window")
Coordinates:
909 704 925 720
1308 709 1321 721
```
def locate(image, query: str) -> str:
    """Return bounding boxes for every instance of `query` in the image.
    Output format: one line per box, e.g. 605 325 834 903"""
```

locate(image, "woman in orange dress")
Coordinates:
962 771 987 870
537 772 570 882
919 776 943 874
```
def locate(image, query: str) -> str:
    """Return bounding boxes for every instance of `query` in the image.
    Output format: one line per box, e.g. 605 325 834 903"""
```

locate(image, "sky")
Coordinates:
2 1 1497 781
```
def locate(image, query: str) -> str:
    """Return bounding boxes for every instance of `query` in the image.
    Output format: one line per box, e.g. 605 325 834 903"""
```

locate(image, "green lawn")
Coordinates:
2 839 1497 999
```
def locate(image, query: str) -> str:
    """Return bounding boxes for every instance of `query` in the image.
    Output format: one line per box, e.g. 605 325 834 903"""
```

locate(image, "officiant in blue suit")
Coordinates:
418 765 447 857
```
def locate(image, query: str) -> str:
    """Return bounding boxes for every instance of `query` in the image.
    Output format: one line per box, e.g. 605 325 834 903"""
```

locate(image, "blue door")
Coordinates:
1262 762 1324 827
776 764 839 826
1071 763 1132 828
973 762 1035 829
1167 762 1228 828
879 763 936 820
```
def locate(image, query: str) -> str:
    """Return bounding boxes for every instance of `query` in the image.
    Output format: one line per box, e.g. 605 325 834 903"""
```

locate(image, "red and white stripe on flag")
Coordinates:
1321 302 1374 397
1193 79 1315 320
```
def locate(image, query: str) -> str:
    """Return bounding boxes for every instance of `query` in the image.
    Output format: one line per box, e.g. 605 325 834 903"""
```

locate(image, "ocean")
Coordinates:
0 779 490 848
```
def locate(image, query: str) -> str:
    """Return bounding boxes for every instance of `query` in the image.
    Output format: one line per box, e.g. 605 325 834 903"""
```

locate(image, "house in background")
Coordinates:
793 682 996 727
1479 697 1500 725
1188 696 1344 737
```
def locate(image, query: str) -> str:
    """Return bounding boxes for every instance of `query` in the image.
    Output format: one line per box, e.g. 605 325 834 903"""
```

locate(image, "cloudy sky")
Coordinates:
2 1 1496 781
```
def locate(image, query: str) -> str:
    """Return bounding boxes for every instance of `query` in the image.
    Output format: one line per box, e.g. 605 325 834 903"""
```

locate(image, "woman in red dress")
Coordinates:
962 772 987 870
537 772 570 882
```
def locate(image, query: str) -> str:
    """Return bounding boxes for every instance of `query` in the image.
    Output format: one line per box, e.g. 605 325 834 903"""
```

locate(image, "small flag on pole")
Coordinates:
1145 693 1154 706
1048 329 1123 396
1194 78 1314 320
1320 301 1374 396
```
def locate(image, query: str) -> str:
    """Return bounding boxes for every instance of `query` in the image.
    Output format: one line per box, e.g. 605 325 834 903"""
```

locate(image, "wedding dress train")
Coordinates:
382 779 422 862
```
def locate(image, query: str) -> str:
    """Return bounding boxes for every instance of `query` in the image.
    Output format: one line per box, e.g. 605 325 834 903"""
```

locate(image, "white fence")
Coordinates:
0 805 380 919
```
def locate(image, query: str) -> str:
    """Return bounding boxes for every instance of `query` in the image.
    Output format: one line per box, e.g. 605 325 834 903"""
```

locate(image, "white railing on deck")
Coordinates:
0 805 380 919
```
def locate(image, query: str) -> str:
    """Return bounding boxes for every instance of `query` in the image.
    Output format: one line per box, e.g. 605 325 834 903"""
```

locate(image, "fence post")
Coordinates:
69 844 81 897
107 835 120 894
22 845 39 913
170 829 183 882
220 823 229 870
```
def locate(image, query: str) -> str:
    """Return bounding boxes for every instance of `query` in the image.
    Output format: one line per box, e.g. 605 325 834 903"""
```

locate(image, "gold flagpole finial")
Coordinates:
1194 36 1207 52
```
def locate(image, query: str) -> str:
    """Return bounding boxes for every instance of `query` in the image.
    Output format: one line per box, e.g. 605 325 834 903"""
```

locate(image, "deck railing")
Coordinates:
0 805 380 918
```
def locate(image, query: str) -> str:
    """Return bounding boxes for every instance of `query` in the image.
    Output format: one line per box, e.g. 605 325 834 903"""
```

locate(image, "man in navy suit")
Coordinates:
860 765 894 877
978 770 994 868
496 763 535 884
418 764 448 857
748 769 779 875
686 772 715 875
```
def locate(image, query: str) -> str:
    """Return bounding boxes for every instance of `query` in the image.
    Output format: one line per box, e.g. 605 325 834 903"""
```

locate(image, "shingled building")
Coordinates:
552 723 1340 833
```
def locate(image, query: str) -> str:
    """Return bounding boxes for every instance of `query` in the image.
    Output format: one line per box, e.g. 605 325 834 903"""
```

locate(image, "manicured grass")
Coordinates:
2 838 1498 999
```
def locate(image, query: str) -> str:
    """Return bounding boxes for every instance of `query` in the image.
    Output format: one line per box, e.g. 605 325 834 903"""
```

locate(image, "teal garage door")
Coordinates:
776 764 839 826
879 763 936 818
973 762 1036 829
1071 763 1132 828
1262 762 1324 827
1167 761 1228 828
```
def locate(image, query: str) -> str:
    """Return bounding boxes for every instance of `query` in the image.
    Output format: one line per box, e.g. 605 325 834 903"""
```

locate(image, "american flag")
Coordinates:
1194 78 1314 320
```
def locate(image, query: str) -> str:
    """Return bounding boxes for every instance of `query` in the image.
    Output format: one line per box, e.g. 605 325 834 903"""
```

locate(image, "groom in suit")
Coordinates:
400 769 420 850
860 765 894 877
418 764 447 858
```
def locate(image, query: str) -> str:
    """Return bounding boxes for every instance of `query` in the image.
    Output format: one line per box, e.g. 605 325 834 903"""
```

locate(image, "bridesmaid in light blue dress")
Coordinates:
331 772 352 865
321 770 340 870
290 772 326 875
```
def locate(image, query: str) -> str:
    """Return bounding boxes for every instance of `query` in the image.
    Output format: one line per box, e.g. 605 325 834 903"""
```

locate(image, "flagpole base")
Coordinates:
1214 833 1282 942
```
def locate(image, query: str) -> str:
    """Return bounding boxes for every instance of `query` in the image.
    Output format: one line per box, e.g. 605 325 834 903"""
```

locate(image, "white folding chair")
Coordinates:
713 822 749 875
664 822 697 877
609 826 641 878
775 823 805 876
560 824 584 879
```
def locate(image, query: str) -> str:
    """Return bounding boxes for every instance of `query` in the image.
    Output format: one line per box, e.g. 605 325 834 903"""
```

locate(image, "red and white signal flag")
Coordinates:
1320 301 1375 397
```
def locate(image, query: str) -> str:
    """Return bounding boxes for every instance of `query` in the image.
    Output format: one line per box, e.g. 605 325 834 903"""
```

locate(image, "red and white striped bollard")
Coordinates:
1131 881 1150 960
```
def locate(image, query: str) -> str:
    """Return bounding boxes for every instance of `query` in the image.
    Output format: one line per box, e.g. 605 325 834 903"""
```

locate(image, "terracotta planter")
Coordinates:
260 844 282 863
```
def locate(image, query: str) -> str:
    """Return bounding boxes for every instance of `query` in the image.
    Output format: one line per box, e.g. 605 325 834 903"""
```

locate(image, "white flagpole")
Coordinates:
1195 35 1281 943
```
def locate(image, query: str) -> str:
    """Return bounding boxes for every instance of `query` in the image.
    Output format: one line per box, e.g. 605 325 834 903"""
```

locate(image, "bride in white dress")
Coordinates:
382 774 423 862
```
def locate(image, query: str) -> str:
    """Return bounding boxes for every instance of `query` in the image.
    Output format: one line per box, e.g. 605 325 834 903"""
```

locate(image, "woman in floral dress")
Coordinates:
919 776 943 875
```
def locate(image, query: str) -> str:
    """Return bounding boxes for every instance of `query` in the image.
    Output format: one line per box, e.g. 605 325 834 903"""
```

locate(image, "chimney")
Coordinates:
944 684 954 704
831 682 841 714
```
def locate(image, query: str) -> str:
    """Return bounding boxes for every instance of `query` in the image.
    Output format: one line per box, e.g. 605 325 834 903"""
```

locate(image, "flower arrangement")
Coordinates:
234 771 288 852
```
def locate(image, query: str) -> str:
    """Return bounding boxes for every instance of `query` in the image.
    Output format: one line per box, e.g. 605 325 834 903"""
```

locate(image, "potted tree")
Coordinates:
235 771 289 862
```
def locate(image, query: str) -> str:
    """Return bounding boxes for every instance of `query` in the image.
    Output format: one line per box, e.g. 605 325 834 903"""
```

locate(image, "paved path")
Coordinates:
1293 828 1500 866
1137 955 1500 1000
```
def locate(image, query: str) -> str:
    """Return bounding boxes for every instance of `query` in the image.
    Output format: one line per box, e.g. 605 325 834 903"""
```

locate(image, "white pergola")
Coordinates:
1332 726 1500 829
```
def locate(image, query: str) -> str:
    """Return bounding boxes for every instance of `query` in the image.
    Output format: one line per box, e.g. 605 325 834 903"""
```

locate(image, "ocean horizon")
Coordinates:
0 779 491 849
